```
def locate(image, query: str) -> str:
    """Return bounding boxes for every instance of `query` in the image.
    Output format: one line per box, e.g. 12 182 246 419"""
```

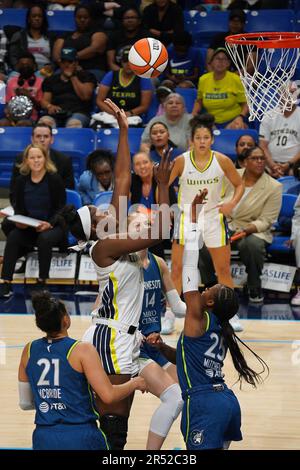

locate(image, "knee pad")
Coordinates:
100 414 128 450
149 383 183 437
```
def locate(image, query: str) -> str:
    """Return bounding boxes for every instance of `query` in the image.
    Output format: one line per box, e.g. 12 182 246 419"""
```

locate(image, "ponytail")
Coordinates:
221 321 269 388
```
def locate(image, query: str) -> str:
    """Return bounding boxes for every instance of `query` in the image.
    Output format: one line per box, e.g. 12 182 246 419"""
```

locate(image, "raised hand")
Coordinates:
191 189 208 223
104 99 128 130
153 148 174 185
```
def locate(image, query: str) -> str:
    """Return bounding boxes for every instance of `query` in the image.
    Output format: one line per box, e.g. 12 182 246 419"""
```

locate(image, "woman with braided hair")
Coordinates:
147 191 269 450
57 99 174 450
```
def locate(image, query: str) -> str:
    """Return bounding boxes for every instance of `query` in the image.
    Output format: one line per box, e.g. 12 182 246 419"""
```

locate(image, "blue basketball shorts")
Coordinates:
181 384 242 450
33 423 109 450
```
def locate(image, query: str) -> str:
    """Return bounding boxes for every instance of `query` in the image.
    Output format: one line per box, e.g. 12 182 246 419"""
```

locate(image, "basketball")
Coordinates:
128 37 168 79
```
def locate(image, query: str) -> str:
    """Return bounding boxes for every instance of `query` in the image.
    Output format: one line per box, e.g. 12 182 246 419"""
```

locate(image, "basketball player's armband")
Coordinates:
182 223 202 294
18 381 35 410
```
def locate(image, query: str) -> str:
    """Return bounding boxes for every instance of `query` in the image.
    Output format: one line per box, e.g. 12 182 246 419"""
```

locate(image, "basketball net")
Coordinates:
225 33 300 121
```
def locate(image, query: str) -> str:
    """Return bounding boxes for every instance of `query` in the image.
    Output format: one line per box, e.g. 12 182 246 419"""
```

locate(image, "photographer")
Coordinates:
40 47 97 128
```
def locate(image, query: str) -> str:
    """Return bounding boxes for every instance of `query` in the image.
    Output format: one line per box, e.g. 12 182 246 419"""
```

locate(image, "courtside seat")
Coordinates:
51 128 96 179
245 9 295 33
47 10 75 33
211 129 259 161
0 8 26 28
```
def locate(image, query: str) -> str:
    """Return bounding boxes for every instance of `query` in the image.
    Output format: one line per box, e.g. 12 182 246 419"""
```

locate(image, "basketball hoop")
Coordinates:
225 32 300 121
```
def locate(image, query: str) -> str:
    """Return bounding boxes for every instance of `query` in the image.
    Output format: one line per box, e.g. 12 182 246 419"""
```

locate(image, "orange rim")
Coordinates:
226 32 300 49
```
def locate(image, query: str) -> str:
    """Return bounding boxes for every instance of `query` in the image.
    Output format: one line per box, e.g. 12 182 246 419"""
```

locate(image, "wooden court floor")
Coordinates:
1 314 300 450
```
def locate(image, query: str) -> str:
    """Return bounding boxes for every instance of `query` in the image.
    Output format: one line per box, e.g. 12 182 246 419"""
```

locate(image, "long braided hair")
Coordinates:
212 285 269 387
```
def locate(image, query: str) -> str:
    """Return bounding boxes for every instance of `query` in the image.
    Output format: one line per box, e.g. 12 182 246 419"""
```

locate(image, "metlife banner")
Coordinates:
78 254 98 281
25 252 77 279
231 262 296 293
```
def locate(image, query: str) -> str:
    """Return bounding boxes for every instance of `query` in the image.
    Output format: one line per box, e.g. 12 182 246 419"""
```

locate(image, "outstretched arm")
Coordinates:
104 99 131 224
182 191 207 337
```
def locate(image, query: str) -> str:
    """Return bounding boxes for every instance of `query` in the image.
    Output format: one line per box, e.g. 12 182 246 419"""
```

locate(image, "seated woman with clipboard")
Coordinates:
0 144 67 298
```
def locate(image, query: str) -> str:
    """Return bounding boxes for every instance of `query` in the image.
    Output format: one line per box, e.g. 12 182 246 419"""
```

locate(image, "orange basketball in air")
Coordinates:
128 38 168 79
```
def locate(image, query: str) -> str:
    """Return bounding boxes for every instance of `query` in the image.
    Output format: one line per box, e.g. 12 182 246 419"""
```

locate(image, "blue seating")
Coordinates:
175 87 197 113
183 10 202 34
0 8 26 28
51 128 96 179
96 128 143 156
0 127 32 187
278 176 299 193
191 11 229 47
47 10 75 32
245 10 295 33
66 189 82 245
93 190 113 210
268 193 297 255
211 129 259 161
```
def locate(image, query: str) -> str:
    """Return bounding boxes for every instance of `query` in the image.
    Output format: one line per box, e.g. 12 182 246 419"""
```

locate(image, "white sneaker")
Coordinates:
161 310 175 335
229 314 244 333
291 289 300 305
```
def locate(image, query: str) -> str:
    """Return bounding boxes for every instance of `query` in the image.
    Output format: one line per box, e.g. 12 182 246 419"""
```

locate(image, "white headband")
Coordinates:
77 206 92 241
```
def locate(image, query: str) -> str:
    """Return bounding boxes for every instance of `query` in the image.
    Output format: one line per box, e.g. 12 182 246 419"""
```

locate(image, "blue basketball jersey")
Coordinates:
26 337 99 426
177 311 227 391
139 252 164 336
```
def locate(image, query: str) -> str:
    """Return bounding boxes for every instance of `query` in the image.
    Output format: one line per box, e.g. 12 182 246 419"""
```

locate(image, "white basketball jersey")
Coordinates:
178 150 225 218
90 243 144 327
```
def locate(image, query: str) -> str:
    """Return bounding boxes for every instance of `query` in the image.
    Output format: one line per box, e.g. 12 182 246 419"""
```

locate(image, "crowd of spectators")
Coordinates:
0 0 299 303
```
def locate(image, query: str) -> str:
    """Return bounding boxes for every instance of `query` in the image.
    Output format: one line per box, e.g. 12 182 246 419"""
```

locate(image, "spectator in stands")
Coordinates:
52 5 108 82
155 82 175 116
0 53 43 127
2 123 74 273
142 0 184 46
165 31 202 88
149 121 183 165
235 133 257 168
141 93 192 151
227 0 287 9
96 47 153 125
41 47 97 128
192 48 248 129
0 144 67 298
206 9 246 70
78 149 114 205
10 123 75 209
130 151 177 258
198 145 282 303
259 104 300 178
8 4 56 75
106 6 150 72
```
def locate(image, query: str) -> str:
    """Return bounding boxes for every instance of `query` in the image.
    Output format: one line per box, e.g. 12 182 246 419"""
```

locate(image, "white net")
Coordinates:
225 33 300 121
